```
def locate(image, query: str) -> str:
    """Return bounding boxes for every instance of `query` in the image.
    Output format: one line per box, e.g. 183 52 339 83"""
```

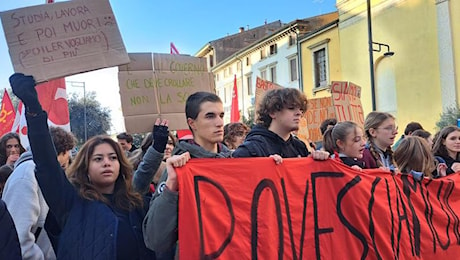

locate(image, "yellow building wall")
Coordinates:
301 24 342 100
452 0 460 104
338 0 443 133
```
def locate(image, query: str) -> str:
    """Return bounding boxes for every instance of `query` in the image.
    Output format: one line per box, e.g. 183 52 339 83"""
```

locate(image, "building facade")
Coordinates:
198 12 338 123
336 0 459 132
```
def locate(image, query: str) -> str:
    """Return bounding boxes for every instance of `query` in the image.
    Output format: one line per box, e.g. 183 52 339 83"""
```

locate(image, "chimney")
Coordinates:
239 27 245 33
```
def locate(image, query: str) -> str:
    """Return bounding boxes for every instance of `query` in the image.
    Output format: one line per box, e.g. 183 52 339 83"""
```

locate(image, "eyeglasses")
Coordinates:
6 144 20 149
376 126 398 132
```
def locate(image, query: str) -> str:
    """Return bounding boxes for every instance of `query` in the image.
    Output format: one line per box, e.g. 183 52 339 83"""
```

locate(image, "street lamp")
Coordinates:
372 42 394 57
66 81 87 142
367 0 395 111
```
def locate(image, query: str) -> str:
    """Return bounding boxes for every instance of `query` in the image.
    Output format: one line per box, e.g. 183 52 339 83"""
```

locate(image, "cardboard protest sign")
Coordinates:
153 53 207 72
178 158 460 259
1 0 129 82
118 53 214 133
254 77 282 115
331 81 364 127
304 96 336 142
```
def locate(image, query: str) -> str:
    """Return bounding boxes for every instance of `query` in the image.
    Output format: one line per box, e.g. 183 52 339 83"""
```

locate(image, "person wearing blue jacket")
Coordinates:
10 73 156 260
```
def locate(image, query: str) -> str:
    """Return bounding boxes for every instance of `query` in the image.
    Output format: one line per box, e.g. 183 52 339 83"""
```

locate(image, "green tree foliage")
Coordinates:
242 106 256 128
68 92 111 145
436 106 460 130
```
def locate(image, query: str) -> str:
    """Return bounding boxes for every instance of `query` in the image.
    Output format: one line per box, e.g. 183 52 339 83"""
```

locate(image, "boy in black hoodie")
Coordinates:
233 88 328 160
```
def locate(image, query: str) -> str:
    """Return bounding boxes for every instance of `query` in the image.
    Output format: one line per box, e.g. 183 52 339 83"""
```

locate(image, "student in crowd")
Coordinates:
0 133 26 166
316 118 337 150
143 92 232 254
10 73 156 259
223 122 250 150
232 88 329 160
392 121 423 150
411 129 433 148
0 199 22 260
163 132 176 162
132 119 170 195
2 126 75 260
361 111 398 169
0 164 13 198
394 136 446 180
432 125 460 175
322 121 366 170
117 132 137 155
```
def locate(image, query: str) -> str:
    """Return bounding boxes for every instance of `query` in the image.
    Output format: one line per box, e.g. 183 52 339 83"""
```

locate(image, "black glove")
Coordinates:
9 73 42 113
152 123 169 153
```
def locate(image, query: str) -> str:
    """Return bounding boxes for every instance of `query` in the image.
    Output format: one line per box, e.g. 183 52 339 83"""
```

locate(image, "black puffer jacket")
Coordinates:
233 125 309 158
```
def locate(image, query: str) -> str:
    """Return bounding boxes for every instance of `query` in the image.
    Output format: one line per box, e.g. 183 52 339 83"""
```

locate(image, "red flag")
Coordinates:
12 78 70 149
230 75 240 122
0 89 16 137
170 42 180 55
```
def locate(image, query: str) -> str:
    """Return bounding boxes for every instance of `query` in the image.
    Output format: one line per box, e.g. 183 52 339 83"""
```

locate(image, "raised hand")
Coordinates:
152 118 169 152
9 73 42 113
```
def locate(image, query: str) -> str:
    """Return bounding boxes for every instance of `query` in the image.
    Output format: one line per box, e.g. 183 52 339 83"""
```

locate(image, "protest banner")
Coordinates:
331 81 365 127
178 158 460 259
1 0 129 82
304 96 336 142
118 53 214 133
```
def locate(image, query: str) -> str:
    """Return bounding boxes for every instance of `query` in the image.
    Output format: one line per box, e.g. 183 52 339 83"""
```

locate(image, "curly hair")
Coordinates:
256 88 307 128
223 122 250 149
0 133 25 165
50 127 76 155
67 135 143 210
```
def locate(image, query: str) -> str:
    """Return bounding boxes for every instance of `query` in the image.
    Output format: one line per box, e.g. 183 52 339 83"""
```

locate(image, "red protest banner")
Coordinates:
178 158 460 259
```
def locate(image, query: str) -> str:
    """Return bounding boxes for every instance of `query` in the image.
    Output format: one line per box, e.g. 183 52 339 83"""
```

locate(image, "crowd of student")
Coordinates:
0 72 459 259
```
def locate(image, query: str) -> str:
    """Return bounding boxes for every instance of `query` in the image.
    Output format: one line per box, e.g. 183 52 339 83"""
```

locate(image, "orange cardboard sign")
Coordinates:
304 97 336 142
178 158 460 259
331 81 364 127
